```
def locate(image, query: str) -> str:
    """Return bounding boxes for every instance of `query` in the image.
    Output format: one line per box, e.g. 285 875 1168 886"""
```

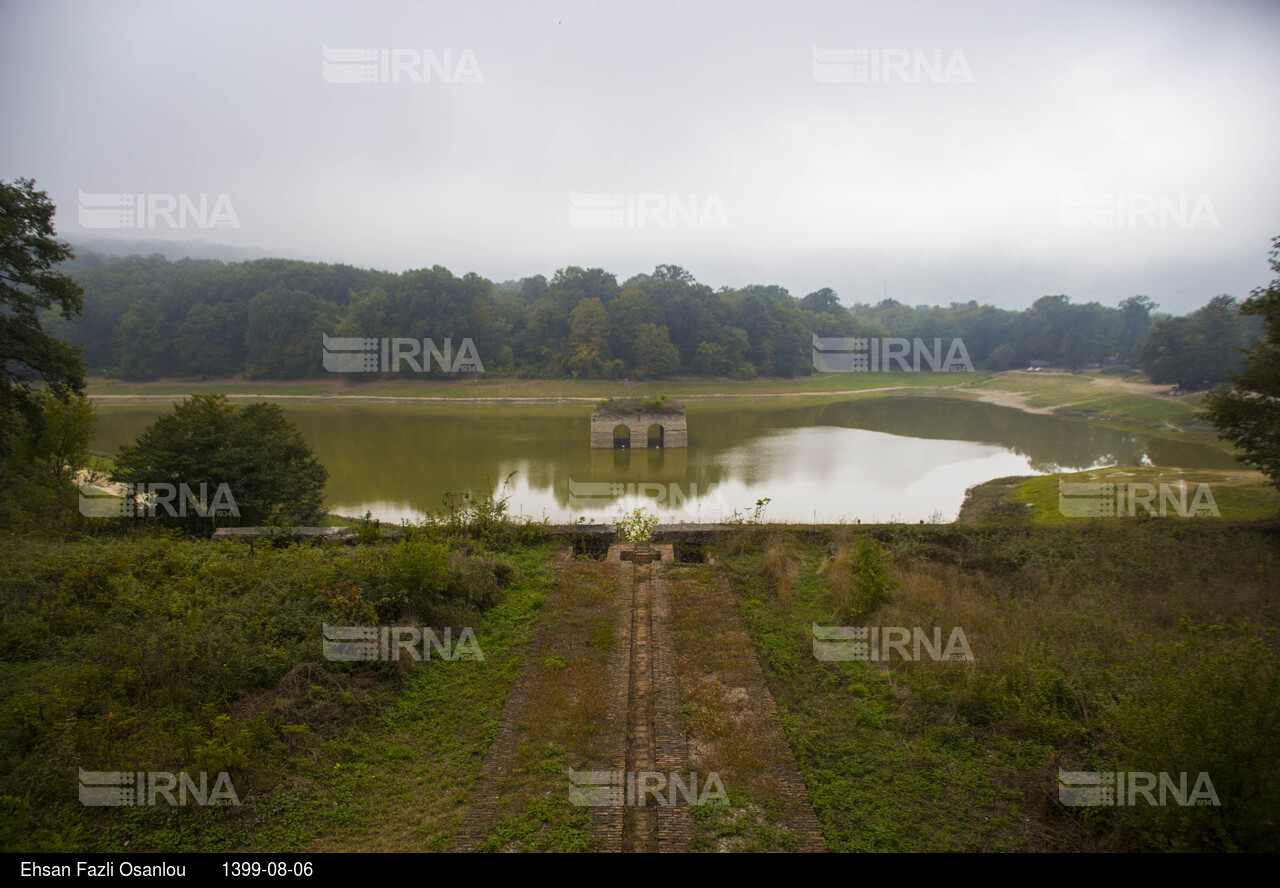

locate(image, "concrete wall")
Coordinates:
590 408 688 448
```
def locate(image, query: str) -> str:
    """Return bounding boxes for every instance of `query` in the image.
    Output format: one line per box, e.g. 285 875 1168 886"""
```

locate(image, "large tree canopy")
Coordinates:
1140 295 1254 390
1205 237 1280 488
0 178 87 461
112 394 329 530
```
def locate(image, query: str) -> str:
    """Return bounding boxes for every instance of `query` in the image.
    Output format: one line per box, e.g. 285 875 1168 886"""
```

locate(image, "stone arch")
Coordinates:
613 424 631 449
647 423 665 448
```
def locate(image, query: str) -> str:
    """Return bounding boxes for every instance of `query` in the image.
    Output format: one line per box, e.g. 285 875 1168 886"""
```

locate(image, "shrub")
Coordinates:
615 507 659 542
1098 623 1280 851
828 538 898 623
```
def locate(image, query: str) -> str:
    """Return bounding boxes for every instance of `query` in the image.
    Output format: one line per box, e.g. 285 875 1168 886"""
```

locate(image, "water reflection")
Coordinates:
93 397 1240 524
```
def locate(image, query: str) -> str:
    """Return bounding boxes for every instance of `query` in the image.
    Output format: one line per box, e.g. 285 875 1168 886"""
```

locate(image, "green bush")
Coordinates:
614 507 658 542
0 530 523 850
837 538 898 622
1099 623 1280 851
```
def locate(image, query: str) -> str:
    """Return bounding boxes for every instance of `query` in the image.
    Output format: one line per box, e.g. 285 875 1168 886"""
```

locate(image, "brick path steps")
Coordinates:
608 544 693 852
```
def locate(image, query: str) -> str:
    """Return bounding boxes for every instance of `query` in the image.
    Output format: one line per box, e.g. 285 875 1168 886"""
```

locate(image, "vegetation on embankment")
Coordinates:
5 507 1277 852
718 521 1280 852
0 523 555 853
959 467 1280 524
84 371 963 402
957 369 1219 443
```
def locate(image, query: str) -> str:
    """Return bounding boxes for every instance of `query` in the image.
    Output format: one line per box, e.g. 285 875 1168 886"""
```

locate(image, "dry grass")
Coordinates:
761 535 799 604
718 522 1280 851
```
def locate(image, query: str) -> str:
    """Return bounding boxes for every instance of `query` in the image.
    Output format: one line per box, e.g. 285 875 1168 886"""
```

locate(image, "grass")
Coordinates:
468 558 622 852
84 372 974 403
719 535 1035 851
959 370 1215 439
88 379 336 397
274 545 556 853
6 502 1278 852
0 533 556 852
715 521 1280 851
1005 467 1280 523
86 453 115 472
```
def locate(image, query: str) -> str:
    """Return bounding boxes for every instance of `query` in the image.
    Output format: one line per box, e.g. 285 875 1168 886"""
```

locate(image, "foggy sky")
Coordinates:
3 0 1279 313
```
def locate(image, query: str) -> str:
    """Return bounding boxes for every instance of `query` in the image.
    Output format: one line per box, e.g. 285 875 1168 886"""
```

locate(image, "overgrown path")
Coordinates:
455 544 825 852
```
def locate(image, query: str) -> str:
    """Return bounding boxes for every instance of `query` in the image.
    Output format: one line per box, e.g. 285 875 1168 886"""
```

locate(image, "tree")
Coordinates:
0 178 87 464
1204 237 1280 488
986 343 1017 372
646 271 714 367
652 264 696 283
113 394 328 530
176 301 246 377
1119 295 1157 364
1140 295 1250 389
17 391 95 491
0 391 96 529
245 286 320 378
800 287 842 315
519 274 549 302
632 324 681 378
693 340 733 376
113 297 170 378
522 298 570 374
549 266 619 312
608 287 661 366
567 297 611 378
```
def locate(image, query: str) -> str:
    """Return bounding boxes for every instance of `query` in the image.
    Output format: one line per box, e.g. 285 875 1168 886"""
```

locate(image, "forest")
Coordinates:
49 250 1261 388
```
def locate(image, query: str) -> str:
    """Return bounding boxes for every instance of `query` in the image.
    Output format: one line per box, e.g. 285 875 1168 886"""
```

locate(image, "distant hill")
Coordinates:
68 237 302 265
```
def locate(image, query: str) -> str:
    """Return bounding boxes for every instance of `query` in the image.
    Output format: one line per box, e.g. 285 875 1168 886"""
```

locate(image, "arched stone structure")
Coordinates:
590 403 687 449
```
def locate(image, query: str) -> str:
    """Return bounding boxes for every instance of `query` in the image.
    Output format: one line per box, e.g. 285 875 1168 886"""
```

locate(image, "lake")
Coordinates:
92 397 1241 524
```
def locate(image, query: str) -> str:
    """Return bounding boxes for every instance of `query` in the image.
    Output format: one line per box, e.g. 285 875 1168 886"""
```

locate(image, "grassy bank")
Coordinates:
5 510 1277 852
717 521 1280 851
0 530 555 852
85 373 962 402
958 370 1214 442
959 467 1280 524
